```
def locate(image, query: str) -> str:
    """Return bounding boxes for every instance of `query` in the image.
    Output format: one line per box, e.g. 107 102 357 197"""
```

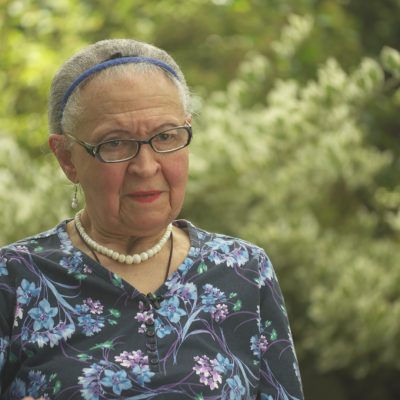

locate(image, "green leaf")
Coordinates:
112 274 123 288
90 340 114 351
229 292 237 298
53 380 62 394
194 394 204 400
49 373 58 381
108 319 118 326
78 353 92 361
270 329 278 341
197 262 208 274
233 299 242 311
109 308 121 318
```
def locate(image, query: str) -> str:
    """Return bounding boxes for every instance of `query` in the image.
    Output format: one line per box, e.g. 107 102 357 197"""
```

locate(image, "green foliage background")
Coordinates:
1 0 399 398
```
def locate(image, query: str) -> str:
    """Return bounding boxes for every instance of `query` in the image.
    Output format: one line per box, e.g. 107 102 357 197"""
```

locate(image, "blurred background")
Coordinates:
0 0 399 398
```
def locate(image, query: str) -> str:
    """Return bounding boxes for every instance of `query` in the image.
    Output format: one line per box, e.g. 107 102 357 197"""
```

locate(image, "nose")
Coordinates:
127 143 160 177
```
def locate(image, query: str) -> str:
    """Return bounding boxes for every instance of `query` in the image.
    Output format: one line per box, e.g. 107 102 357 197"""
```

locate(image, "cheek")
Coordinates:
165 155 189 193
78 161 125 196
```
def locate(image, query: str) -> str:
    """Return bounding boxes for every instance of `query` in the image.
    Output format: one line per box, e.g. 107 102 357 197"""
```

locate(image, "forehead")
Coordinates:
75 69 185 130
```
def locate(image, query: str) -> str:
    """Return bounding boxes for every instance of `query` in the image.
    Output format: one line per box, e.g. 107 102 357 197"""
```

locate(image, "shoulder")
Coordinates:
176 219 265 251
0 221 68 271
177 219 268 255
175 219 274 281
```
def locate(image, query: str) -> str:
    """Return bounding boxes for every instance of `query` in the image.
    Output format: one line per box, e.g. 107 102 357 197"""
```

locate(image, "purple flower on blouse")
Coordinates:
115 350 155 386
193 355 222 390
250 334 269 357
201 284 227 312
212 303 229 322
83 298 104 315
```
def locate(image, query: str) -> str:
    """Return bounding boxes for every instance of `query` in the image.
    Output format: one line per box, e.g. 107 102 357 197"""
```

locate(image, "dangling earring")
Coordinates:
71 184 79 209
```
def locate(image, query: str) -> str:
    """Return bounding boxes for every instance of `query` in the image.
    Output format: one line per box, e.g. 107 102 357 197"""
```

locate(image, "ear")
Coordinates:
48 134 78 183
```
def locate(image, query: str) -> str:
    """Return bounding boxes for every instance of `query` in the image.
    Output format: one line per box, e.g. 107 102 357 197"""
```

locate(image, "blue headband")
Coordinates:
60 56 180 115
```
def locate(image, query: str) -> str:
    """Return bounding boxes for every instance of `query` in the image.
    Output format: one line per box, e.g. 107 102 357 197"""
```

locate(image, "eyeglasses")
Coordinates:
66 124 192 163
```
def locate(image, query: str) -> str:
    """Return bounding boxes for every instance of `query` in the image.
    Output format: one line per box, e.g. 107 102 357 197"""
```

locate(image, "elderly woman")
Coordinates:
0 39 303 400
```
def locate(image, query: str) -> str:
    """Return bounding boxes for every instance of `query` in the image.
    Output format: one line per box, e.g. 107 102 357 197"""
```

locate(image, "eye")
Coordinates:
157 132 176 142
154 129 180 143
100 139 125 150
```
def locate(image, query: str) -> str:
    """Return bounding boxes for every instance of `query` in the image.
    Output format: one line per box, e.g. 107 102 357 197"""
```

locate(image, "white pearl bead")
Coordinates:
140 252 149 261
147 249 154 257
125 255 134 264
132 254 141 264
74 211 172 265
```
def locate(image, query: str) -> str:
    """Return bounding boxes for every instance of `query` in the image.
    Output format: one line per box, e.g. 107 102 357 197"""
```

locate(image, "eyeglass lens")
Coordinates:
98 127 190 162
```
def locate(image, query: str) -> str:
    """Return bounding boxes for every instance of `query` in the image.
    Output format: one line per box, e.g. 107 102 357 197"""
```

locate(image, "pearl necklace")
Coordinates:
74 210 173 265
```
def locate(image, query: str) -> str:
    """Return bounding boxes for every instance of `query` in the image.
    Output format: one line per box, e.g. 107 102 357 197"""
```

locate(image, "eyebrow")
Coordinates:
93 121 185 143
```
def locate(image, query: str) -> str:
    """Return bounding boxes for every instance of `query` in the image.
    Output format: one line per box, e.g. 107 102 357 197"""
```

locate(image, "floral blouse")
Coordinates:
0 220 303 400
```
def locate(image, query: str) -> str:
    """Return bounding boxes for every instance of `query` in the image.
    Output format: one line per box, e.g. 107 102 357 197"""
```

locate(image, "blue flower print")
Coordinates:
157 296 186 323
177 282 197 301
201 284 227 312
100 369 132 395
131 364 155 386
0 256 8 276
10 378 27 399
155 318 173 338
17 279 40 305
0 337 9 369
28 299 58 331
259 256 274 285
26 370 48 398
215 353 233 374
167 281 197 302
250 334 269 358
260 395 273 400
226 375 246 399
78 314 105 336
79 363 104 400
228 246 249 267
60 251 92 277
180 257 195 274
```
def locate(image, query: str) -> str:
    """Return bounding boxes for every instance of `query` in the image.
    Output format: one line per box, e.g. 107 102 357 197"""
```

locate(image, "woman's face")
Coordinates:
62 71 190 237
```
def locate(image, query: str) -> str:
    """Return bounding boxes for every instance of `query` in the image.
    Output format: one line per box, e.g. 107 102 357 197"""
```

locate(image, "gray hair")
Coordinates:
48 39 192 135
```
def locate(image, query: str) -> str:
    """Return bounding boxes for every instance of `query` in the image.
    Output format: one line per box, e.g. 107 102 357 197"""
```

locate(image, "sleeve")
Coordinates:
0 249 17 394
257 252 304 400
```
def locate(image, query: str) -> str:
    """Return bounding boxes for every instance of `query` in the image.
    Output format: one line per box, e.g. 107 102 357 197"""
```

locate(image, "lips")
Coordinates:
128 191 163 203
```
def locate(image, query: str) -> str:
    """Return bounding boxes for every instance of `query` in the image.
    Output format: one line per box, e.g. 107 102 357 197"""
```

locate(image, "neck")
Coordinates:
74 210 172 265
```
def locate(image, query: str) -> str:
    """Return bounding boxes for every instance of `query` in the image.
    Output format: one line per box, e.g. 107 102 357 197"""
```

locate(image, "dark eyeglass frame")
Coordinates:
65 124 192 163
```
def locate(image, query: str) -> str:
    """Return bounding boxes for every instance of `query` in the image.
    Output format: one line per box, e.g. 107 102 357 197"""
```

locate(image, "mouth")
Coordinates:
128 191 162 203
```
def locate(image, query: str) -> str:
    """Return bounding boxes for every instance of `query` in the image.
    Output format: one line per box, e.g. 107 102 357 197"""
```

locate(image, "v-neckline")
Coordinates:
56 219 198 297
